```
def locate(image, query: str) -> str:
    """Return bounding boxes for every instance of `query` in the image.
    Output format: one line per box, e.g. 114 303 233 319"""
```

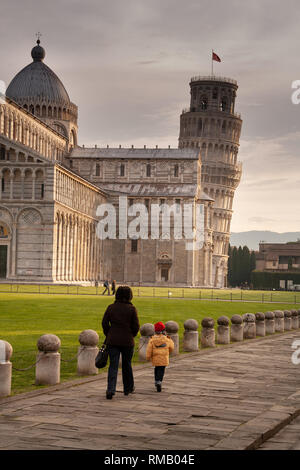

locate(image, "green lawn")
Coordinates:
0 292 298 395
0 283 299 304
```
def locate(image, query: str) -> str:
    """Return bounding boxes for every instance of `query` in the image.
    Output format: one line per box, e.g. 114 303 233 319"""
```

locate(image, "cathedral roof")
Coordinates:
99 182 213 201
70 147 200 160
6 40 71 108
99 182 199 197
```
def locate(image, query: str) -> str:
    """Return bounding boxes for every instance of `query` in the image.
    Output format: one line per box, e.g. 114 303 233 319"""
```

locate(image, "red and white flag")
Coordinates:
212 51 221 62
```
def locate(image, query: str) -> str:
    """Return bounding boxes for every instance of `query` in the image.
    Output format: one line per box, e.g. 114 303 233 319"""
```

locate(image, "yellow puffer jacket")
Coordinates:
146 334 174 366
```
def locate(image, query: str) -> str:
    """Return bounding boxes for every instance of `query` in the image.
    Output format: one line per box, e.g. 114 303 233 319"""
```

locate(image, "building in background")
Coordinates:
0 40 242 287
253 242 300 290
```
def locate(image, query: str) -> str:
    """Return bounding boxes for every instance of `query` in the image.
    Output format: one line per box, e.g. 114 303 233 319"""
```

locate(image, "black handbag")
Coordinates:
95 342 108 369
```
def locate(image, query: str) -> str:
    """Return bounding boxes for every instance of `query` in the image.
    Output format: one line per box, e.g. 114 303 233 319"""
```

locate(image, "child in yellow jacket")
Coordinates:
146 322 174 392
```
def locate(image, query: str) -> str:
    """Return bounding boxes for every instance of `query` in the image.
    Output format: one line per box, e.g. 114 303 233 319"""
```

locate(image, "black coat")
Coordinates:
102 301 140 347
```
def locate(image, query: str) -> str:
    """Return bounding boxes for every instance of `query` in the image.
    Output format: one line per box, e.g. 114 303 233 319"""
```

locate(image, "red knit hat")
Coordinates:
154 321 165 332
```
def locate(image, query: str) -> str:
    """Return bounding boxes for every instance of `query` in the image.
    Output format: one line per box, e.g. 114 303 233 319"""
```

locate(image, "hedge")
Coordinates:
251 270 300 289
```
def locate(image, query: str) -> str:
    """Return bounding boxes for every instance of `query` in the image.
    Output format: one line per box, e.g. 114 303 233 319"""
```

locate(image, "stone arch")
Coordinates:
70 128 77 148
13 168 22 199
23 168 33 199
0 206 13 224
17 207 43 226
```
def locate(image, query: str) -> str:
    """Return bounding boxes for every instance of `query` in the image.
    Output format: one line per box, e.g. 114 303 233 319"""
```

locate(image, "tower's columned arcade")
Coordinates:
178 75 243 288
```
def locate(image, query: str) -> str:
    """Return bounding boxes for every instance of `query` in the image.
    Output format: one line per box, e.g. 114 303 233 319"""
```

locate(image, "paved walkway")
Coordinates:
1 331 300 450
258 415 300 450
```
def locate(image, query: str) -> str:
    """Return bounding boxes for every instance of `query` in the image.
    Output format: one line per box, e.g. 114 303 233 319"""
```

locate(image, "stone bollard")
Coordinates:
274 310 284 332
284 310 292 331
201 318 215 348
242 313 256 339
0 340 13 397
217 316 230 344
183 319 199 351
138 323 154 361
35 334 61 385
165 321 179 355
255 312 266 337
291 310 299 330
77 329 99 376
230 315 244 342
265 311 275 334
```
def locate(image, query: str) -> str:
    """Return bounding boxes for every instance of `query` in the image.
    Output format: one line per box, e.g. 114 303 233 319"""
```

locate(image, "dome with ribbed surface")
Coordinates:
6 40 70 108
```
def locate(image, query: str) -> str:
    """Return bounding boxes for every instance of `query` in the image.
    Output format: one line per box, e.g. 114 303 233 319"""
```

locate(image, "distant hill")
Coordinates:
230 231 300 251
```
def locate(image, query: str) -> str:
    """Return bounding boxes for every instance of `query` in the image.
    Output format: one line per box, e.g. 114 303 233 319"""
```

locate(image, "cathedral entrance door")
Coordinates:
0 245 7 278
161 267 169 282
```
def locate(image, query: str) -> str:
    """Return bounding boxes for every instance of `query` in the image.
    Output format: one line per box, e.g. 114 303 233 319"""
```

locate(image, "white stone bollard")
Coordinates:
230 315 243 342
183 319 199 351
166 321 179 355
255 312 265 337
291 310 299 330
284 310 292 331
77 329 99 376
274 310 284 332
242 313 256 340
0 340 13 397
35 334 61 385
217 316 230 344
138 323 154 361
265 311 275 334
201 318 215 348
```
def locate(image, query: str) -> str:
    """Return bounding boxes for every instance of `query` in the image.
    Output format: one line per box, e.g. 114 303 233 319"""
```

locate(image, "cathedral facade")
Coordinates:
0 40 242 287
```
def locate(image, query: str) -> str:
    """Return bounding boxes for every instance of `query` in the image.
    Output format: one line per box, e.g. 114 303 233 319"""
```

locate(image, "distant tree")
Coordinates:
241 246 251 284
250 251 256 273
228 244 257 288
227 244 233 285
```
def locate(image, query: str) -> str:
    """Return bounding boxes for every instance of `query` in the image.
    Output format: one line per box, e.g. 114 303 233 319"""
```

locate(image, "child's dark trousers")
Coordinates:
154 366 165 384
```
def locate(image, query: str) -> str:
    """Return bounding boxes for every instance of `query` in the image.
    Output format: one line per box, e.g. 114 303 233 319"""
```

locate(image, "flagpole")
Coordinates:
211 49 214 76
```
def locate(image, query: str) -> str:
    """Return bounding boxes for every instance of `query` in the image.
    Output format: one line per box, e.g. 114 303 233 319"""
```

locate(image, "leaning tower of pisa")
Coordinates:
178 75 242 288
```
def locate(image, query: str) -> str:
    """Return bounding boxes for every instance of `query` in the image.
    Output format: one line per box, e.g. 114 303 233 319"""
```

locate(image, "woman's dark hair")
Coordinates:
115 285 133 303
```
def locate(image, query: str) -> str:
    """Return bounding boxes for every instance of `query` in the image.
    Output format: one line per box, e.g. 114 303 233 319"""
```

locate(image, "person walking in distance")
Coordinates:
102 286 140 399
111 280 116 296
102 279 110 295
146 322 174 392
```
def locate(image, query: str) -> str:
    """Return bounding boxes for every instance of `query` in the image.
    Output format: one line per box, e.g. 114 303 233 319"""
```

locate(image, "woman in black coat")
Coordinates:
102 286 140 399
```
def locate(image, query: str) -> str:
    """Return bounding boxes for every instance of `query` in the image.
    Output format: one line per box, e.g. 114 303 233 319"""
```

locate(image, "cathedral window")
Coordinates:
174 164 179 177
95 163 100 176
41 184 44 199
1 178 4 192
212 88 218 99
146 164 151 177
131 239 138 253
144 199 150 212
161 267 169 281
120 163 125 177
0 147 5 160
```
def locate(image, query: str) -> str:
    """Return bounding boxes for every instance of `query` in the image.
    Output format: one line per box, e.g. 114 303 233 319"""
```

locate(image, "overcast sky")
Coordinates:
1 0 300 233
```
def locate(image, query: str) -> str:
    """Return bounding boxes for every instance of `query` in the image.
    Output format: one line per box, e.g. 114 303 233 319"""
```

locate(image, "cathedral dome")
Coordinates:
6 40 71 109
